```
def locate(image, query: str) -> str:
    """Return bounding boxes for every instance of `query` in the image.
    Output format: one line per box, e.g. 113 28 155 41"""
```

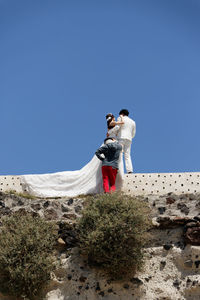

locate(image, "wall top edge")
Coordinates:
0 171 200 177
126 172 200 176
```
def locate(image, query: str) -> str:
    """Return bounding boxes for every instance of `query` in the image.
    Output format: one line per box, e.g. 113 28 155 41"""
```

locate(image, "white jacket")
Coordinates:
117 116 136 141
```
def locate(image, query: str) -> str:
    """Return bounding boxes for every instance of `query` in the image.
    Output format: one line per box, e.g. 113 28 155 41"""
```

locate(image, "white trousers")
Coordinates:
118 138 133 173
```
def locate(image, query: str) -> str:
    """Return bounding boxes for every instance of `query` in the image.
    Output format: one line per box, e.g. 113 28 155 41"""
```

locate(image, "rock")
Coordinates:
184 259 193 268
5 197 14 208
195 201 200 209
130 278 143 286
194 260 200 268
58 222 78 248
188 194 196 200
158 207 166 214
44 208 58 220
31 210 40 217
0 207 11 216
58 237 66 245
156 217 171 228
67 198 74 205
123 283 129 289
185 221 198 227
173 279 180 289
96 282 101 291
75 205 82 214
56 237 66 251
0 201 5 207
180 195 188 201
177 203 189 215
67 274 72 280
43 201 50 208
163 244 173 250
176 241 185 250
156 216 189 228
174 217 191 225
17 199 25 206
0 192 5 200
14 208 27 215
182 206 190 215
79 275 87 282
192 280 198 286
61 204 69 213
31 203 41 211
184 224 200 245
152 217 160 226
52 201 61 209
62 213 77 220
160 261 166 269
14 208 39 218
166 197 176 204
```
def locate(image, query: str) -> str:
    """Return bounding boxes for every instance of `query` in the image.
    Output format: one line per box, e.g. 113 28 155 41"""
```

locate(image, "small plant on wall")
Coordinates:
77 192 151 279
0 212 57 299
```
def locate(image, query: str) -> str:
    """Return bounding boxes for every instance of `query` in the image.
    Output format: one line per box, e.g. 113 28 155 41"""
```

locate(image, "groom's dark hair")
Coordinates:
119 109 129 116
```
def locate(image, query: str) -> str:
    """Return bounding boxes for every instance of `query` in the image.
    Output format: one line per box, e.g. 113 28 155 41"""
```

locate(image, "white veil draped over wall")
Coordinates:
20 153 124 198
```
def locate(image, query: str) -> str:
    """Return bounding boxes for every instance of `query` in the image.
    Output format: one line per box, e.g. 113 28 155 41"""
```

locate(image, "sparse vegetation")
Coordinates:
0 212 57 299
6 190 36 200
77 192 151 278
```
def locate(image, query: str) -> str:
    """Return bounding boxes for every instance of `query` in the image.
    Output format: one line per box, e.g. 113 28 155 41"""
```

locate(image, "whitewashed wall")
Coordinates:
0 172 200 196
0 176 24 193
122 172 200 196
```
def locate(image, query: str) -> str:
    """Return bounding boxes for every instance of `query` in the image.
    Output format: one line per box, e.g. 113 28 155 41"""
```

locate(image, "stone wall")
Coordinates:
0 190 199 300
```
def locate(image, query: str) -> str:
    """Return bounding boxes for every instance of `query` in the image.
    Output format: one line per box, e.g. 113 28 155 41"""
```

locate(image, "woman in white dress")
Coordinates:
105 113 124 139
20 114 124 198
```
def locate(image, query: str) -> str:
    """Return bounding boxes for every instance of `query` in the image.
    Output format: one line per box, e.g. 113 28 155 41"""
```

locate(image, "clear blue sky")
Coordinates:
1 0 200 175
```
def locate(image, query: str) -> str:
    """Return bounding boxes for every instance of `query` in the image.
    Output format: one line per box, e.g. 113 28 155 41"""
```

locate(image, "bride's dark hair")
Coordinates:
106 113 115 129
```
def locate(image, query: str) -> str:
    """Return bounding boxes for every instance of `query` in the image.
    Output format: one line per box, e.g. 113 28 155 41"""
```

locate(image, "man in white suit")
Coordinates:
117 109 136 174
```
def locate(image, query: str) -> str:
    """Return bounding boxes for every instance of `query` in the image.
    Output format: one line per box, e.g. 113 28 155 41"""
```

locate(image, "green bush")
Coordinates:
0 212 57 299
77 192 151 278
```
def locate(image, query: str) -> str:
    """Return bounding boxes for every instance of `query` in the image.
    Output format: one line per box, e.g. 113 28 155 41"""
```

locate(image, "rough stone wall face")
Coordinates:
0 191 200 300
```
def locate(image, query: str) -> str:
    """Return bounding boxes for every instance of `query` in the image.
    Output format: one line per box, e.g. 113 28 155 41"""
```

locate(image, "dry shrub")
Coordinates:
0 212 57 299
77 192 151 278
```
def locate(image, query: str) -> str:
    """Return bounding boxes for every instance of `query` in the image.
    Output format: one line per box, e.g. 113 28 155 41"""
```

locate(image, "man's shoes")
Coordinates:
128 172 133 174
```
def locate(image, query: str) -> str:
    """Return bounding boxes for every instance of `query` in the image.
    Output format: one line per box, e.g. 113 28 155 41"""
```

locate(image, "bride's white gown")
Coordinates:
20 127 124 198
